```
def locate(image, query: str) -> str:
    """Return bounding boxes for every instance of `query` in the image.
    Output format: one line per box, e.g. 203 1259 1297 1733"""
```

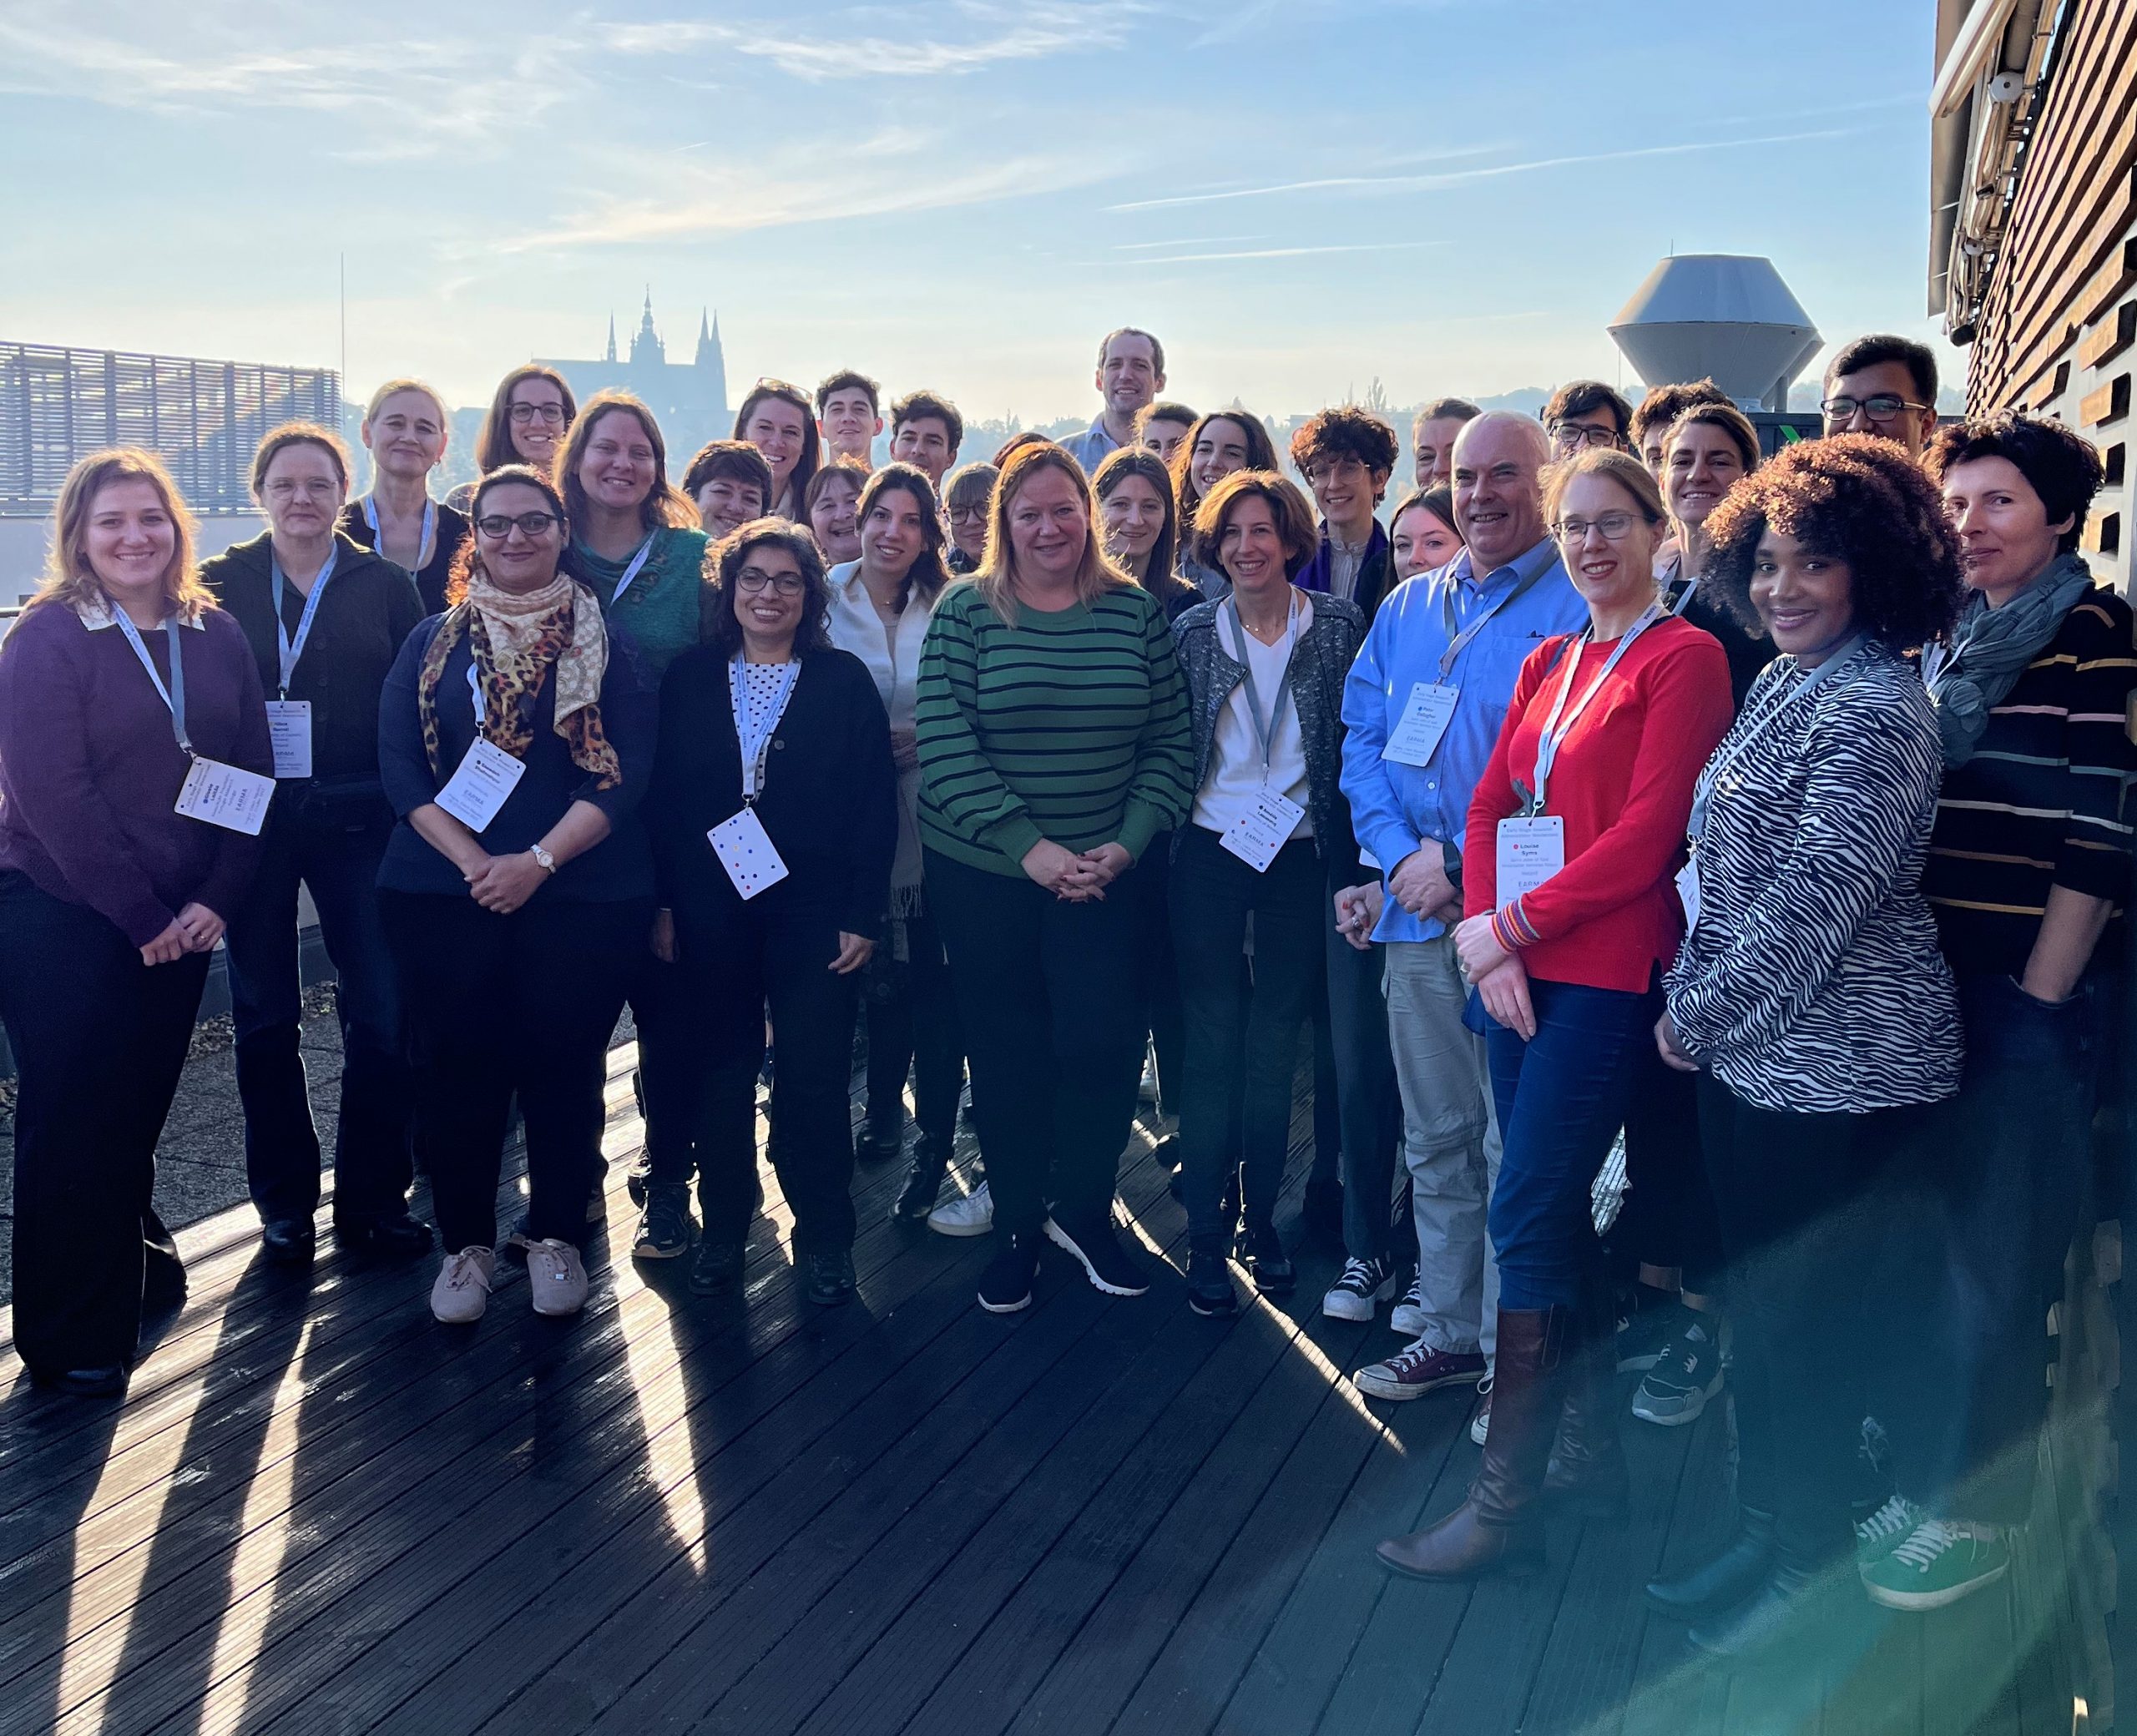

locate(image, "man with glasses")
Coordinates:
1066 327 1166 474
1337 413 1589 1410
1820 334 1940 458
1542 381 1634 462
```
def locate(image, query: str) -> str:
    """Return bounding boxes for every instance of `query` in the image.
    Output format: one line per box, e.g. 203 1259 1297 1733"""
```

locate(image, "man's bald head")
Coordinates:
1452 413 1552 567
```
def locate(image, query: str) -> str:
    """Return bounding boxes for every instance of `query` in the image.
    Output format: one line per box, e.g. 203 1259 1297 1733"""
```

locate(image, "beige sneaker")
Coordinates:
524 1238 590 1317
432 1247 496 1324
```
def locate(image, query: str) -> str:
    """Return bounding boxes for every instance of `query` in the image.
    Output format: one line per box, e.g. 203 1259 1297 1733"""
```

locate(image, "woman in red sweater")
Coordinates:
1378 447 1731 1580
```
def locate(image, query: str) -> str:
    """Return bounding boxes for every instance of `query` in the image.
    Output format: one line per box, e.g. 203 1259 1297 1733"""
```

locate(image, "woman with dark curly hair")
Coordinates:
1862 415 2136 1612
1648 434 1966 1657
642 520 897 1305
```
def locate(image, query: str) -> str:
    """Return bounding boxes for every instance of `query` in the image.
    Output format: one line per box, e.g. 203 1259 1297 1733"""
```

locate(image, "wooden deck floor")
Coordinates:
0 1042 2102 1735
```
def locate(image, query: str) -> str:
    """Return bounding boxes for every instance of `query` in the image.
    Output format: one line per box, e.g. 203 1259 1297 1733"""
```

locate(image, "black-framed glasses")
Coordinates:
508 402 568 425
1548 421 1622 452
735 570 806 596
475 511 562 538
1821 394 1928 425
946 504 989 524
1554 512 1644 543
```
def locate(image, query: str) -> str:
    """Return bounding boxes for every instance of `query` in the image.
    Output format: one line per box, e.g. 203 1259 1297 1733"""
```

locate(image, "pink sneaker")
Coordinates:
1351 1340 1488 1403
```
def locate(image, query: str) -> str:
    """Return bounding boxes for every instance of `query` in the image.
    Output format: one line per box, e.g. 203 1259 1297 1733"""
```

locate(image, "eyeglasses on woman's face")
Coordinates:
476 511 562 539
1553 511 1643 543
508 401 568 426
735 568 806 596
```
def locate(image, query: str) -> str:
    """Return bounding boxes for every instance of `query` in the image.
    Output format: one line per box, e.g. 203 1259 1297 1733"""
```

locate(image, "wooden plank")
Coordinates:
2079 375 2130 429
1619 1403 1735 1736
2077 303 2135 372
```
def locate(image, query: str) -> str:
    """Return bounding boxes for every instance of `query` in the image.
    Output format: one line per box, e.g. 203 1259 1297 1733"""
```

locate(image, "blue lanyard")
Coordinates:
1433 542 1559 681
1221 593 1298 779
1688 635 1869 844
270 544 339 697
1523 603 1662 814
730 654 801 802
362 495 436 574
114 610 190 755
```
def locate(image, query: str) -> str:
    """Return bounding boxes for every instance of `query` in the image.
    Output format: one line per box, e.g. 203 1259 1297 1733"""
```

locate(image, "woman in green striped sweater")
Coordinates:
916 442 1195 1315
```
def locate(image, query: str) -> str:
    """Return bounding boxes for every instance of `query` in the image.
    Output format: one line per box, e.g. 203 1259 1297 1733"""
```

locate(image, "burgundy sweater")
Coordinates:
0 598 274 946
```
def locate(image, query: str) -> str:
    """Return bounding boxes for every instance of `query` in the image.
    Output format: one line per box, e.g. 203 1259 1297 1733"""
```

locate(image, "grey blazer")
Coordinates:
1170 590 1364 860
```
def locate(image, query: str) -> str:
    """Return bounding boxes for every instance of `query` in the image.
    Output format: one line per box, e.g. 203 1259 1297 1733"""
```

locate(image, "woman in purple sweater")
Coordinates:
0 449 274 1395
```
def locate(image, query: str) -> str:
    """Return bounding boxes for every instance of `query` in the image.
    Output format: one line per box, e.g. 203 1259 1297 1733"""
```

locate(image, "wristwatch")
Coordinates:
528 844 557 875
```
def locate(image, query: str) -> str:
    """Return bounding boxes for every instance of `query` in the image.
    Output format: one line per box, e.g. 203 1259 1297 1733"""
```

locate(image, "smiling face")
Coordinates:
1096 333 1162 421
1391 502 1462 580
890 416 955 487
695 475 763 540
1305 452 1379 541
1941 454 2072 607
472 480 565 593
1665 421 1749 533
1749 525 1857 664
1218 494 1290 599
809 471 864 565
508 376 569 466
1006 463 1090 585
1452 419 1548 569
743 396 809 497
1140 415 1192 465
1553 470 1661 618
260 441 347 545
1413 414 1468 487
83 477 179 607
818 390 881 465
578 408 656 519
861 486 927 581
1189 416 1254 499
1099 472 1167 566
732 541 806 648
364 389 447 482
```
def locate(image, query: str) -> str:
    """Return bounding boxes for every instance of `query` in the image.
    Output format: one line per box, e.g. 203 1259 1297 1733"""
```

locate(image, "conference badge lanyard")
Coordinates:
1382 544 1556 769
264 545 339 779
710 654 801 899
433 651 527 834
1676 633 1868 931
361 495 436 578
609 534 657 608
114 609 275 836
1217 595 1304 872
1495 605 1661 906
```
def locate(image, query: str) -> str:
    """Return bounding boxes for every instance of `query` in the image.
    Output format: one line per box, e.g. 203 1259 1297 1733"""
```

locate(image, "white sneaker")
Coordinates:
928 1180 993 1239
432 1247 496 1325
1390 1274 1428 1338
524 1238 590 1317
1322 1256 1396 1321
1468 1374 1493 1446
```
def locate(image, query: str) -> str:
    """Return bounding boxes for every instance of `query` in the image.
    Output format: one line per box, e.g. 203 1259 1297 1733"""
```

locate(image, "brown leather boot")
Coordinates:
1543 1280 1629 1517
1376 1306 1569 1580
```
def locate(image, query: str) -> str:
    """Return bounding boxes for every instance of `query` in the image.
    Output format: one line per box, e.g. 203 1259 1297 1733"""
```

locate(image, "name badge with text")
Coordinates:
265 700 312 780
1382 682 1458 767
1675 857 1702 933
1219 790 1306 873
710 807 790 899
174 756 275 836
1495 815 1565 906
434 739 525 834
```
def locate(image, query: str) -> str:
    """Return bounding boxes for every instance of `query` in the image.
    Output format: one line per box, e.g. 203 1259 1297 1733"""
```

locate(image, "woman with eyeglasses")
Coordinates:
644 521 896 1305
204 423 428 1269
735 379 821 522
824 465 967 1222
1377 448 1730 1582
377 465 658 1326
806 462 866 568
1171 409 1279 603
444 364 578 512
341 378 470 616
942 463 997 574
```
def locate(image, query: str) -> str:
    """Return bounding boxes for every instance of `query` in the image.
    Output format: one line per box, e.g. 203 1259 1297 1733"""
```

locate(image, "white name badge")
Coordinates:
1219 789 1306 873
1495 815 1565 906
1675 857 1702 933
1382 682 1459 767
174 756 275 836
710 807 789 899
434 738 526 834
265 700 313 780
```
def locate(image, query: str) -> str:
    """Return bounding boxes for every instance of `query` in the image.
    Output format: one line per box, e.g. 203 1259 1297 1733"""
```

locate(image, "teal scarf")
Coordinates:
1926 552 2096 769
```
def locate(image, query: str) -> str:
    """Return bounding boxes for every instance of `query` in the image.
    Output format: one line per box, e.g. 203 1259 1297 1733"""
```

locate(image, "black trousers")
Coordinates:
1136 835 1187 1118
1614 995 1724 1292
654 901 861 1254
860 903 965 1149
1327 916 1402 1263
1169 828 1325 1254
0 871 207 1375
1698 1073 1919 1550
927 847 1144 1242
381 891 647 1254
220 798 412 1227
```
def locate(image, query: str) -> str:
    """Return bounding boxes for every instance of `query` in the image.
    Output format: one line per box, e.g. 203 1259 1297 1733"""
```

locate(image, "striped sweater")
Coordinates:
1922 587 2137 978
915 579 1194 876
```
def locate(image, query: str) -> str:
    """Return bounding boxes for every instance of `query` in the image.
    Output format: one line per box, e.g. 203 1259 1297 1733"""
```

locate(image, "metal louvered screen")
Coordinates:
0 341 340 514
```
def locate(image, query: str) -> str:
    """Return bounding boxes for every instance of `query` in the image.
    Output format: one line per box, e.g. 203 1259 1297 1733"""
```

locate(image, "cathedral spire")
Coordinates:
604 313 617 364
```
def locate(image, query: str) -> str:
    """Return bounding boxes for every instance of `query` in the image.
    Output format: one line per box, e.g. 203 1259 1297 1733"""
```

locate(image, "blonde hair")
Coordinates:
363 376 450 427
29 447 212 622
970 441 1132 624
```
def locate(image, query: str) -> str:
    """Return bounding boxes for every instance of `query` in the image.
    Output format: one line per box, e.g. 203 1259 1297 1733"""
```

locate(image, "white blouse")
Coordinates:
1191 592 1315 840
826 560 933 893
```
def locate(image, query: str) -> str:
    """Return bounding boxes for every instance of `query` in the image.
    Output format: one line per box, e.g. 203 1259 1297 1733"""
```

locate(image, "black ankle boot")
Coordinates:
1645 1506 1775 1618
1686 1540 1843 1658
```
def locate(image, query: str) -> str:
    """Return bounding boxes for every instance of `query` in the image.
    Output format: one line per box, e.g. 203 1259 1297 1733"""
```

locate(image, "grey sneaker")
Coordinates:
927 1179 993 1239
1469 1374 1493 1446
1631 1316 1725 1426
431 1247 495 1325
524 1238 590 1317
1390 1273 1428 1338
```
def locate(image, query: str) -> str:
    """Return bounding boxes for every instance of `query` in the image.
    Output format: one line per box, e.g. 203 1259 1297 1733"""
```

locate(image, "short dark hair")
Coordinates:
1192 469 1320 577
1824 334 1938 406
1923 411 2106 555
814 369 882 416
702 518 835 657
1289 406 1401 486
681 437 774 507
1704 433 1964 654
1629 379 1731 451
1134 400 1197 437
890 389 963 453
1417 397 1481 426
1097 327 1164 376
1543 380 1634 438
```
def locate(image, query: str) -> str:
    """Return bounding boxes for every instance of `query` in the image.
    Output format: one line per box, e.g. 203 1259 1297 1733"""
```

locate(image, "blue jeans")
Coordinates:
1483 977 1651 1311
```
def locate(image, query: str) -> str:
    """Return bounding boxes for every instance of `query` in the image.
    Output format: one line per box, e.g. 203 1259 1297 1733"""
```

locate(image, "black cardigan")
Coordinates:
338 499 472 617
646 643 897 945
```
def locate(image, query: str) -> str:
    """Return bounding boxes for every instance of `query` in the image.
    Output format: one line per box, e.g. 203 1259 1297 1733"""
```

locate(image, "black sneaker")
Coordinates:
1186 1249 1239 1318
1234 1225 1294 1296
854 1118 903 1165
1044 1209 1151 1298
625 1152 654 1209
892 1156 947 1223
978 1234 1041 1315
631 1186 695 1261
806 1248 856 1306
1633 1315 1725 1426
689 1240 745 1297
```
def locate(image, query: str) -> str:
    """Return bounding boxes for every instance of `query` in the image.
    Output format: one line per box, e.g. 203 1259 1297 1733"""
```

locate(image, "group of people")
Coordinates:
0 322 2127 1667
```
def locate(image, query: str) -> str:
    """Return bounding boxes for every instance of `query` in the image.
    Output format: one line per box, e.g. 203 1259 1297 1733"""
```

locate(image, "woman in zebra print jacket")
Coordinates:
1649 436 1967 1659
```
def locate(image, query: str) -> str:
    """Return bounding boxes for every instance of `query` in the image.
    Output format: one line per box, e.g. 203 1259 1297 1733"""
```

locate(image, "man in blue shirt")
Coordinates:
1334 411 1587 1408
1064 328 1165 474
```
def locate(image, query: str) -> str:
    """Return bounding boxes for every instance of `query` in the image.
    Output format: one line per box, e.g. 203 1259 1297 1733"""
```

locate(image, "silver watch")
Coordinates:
528 844 557 874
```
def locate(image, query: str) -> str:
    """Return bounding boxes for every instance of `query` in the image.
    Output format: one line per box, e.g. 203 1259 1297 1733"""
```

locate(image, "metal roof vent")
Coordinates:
1608 255 1822 412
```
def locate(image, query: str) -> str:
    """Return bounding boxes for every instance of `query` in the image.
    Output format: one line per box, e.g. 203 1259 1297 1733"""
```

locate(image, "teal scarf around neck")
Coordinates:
1926 552 2096 769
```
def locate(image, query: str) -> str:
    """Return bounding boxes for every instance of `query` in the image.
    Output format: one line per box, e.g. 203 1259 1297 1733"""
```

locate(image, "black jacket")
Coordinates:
200 529 423 805
646 643 897 946
338 499 472 617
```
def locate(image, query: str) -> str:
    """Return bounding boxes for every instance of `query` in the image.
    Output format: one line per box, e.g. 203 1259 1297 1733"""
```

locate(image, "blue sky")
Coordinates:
0 0 1962 422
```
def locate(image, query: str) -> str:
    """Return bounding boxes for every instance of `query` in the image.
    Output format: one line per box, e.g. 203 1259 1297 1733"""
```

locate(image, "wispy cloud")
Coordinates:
1110 235 1269 250
1107 128 1858 211
1123 240 1441 265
